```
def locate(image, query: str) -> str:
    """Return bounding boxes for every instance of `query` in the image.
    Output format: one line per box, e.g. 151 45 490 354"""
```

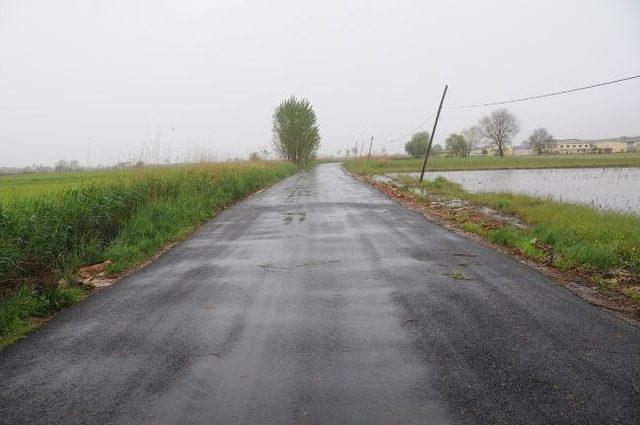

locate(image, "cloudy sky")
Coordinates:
1 0 639 167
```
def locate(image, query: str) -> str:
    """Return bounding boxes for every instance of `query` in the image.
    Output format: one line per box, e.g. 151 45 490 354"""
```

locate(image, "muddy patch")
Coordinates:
64 260 116 288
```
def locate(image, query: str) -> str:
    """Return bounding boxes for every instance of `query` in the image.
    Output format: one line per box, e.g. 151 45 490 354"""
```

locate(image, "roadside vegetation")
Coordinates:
344 158 640 308
0 161 295 346
343 153 640 174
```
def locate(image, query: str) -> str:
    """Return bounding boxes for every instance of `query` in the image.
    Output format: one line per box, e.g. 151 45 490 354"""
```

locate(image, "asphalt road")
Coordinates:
1 163 639 425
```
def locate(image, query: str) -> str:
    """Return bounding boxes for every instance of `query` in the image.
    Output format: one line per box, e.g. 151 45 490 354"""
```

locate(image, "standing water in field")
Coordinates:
400 167 640 214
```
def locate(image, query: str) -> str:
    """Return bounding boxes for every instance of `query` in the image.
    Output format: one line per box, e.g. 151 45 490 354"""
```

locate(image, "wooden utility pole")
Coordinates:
367 136 373 158
419 84 448 183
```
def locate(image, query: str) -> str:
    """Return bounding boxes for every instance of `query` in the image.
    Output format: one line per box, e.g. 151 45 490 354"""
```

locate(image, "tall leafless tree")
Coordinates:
478 109 520 157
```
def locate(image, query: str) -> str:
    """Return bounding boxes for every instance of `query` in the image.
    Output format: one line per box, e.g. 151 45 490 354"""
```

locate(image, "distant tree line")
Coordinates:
404 107 557 158
0 160 86 175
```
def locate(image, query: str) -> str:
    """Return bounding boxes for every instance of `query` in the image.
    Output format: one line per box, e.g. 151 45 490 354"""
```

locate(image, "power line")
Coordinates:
386 111 437 144
446 73 640 109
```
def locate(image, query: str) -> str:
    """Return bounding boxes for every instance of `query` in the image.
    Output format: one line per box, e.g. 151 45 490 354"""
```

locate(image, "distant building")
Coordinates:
547 139 594 154
470 145 517 156
469 145 535 156
546 137 637 154
470 146 487 156
468 137 638 157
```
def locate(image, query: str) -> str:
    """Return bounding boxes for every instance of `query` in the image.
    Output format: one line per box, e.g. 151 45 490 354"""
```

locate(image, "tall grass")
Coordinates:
0 161 296 345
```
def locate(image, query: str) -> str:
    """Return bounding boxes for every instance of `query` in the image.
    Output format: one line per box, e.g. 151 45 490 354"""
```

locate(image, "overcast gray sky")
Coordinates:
1 0 639 167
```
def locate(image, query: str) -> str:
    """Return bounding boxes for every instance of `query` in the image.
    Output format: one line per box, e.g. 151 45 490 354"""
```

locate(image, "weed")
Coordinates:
593 277 610 290
623 288 640 303
459 221 485 236
0 283 83 347
494 198 511 210
443 271 471 281
488 227 522 247
562 244 618 270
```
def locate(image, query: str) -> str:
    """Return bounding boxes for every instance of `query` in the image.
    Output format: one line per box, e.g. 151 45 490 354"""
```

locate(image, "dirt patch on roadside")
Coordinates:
73 260 116 288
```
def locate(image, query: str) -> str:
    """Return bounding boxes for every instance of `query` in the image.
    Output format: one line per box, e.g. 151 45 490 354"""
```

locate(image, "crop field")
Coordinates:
343 153 640 175
0 169 136 200
0 161 296 345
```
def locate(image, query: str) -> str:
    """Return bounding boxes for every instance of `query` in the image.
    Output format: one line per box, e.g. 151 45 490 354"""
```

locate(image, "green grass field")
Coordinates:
343 153 640 175
0 161 296 346
0 169 136 200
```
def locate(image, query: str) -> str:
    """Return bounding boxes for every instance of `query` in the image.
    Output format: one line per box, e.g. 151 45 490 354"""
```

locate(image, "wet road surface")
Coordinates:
1 163 639 424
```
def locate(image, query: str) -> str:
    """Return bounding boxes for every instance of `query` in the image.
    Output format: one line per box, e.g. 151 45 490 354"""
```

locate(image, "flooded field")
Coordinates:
399 167 640 214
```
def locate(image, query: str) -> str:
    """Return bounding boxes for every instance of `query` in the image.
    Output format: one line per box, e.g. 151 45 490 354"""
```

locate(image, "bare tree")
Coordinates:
461 125 482 149
478 109 520 157
525 128 555 155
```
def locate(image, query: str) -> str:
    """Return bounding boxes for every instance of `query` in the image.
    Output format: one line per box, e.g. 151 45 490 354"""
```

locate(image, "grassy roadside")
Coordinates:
343 153 640 174
344 160 640 310
0 161 296 346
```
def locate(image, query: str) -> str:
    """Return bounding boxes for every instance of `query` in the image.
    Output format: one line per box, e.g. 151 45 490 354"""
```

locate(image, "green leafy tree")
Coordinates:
272 96 321 167
445 133 471 157
404 131 430 158
526 128 555 155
